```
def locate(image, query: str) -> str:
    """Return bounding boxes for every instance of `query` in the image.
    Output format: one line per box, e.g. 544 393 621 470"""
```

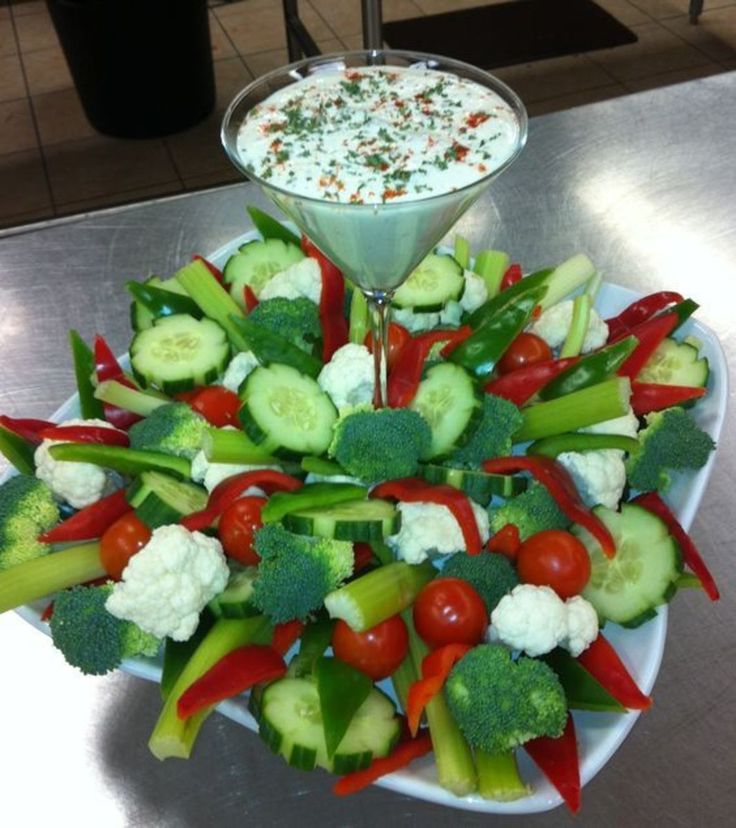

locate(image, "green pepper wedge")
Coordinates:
69 329 105 420
542 649 626 713
246 204 301 247
228 315 323 378
261 482 368 524
315 655 373 758
126 281 204 321
528 432 640 458
467 267 551 329
0 424 36 475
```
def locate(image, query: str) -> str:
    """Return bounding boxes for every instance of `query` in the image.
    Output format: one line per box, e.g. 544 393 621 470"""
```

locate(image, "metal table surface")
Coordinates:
1 73 734 828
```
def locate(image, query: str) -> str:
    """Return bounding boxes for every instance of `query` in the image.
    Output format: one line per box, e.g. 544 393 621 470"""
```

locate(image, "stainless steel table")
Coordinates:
1 73 734 827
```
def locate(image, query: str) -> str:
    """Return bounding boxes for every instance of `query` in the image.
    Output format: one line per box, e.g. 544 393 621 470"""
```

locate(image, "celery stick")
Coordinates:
539 254 596 310
95 379 169 416
560 294 592 358
475 750 530 801
454 236 471 270
514 377 632 443
0 543 104 614
203 427 277 464
390 651 418 713
585 271 603 300
474 250 509 298
348 289 370 345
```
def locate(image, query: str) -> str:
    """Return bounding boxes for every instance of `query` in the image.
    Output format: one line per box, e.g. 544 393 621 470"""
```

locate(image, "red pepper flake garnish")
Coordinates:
466 112 490 128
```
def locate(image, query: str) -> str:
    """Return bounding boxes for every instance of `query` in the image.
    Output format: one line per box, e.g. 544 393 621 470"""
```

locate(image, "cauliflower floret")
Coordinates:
392 301 463 334
105 524 229 641
317 343 374 410
460 270 488 313
221 351 259 393
563 595 599 656
530 300 608 354
581 407 639 440
557 449 626 510
190 450 273 494
304 472 364 486
258 257 322 303
387 500 490 564
34 418 116 509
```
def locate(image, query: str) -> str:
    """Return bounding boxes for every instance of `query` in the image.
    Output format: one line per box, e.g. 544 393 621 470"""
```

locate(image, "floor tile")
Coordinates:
661 7 736 61
310 0 423 37
212 55 253 109
32 86 96 146
44 135 180 206
587 20 712 80
54 181 185 217
9 1 47 16
244 38 344 77
209 10 237 59
14 6 59 51
0 53 27 102
0 148 52 218
0 97 38 153
629 0 735 20
492 54 617 103
0 15 17 55
526 83 628 116
183 167 243 191
215 0 335 54
594 0 652 26
621 59 724 88
414 0 500 13
22 47 73 95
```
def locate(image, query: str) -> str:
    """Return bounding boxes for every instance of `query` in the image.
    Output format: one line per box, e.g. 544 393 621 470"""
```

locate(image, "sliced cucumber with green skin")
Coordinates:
239 364 338 458
283 498 400 541
223 239 304 308
572 503 682 626
420 463 527 503
409 362 482 459
127 470 208 528
130 314 230 395
638 338 709 388
130 275 189 332
258 677 400 773
208 567 260 619
394 253 464 312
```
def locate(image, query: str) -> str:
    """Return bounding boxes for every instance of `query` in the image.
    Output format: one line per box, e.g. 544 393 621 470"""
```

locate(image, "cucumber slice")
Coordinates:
638 338 709 388
130 275 189 332
130 314 230 395
393 253 464 312
572 503 682 626
259 678 399 772
208 567 260 619
283 498 400 541
420 463 528 503
239 364 338 458
223 239 304 307
127 470 208 528
409 362 482 458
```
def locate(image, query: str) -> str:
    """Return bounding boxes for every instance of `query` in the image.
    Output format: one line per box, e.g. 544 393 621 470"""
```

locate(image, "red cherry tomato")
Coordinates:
413 578 488 649
364 323 411 371
496 332 553 375
217 496 266 565
516 529 592 599
332 615 409 680
100 512 152 580
188 386 241 428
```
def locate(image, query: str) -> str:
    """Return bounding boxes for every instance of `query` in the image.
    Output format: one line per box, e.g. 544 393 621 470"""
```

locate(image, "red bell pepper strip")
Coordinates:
192 254 224 284
406 643 471 736
487 523 522 560
482 456 616 558
576 633 652 709
500 263 523 291
614 311 679 379
94 334 142 429
438 325 473 358
39 425 130 447
524 713 581 814
353 542 375 573
243 285 259 312
177 644 287 720
302 238 349 362
333 732 434 796
482 357 578 406
271 620 305 656
370 477 482 554
630 382 706 416
39 489 132 543
632 491 719 601
181 469 303 531
0 415 56 443
40 602 55 622
605 291 684 340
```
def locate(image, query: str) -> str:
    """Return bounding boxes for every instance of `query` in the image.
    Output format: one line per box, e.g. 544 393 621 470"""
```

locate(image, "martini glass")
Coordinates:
221 50 527 407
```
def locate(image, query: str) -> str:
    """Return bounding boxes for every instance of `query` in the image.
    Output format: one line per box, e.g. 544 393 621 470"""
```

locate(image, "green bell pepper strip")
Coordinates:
528 432 640 458
287 615 335 679
467 268 551 329
301 456 349 477
449 286 547 377
126 281 203 320
48 442 191 479
542 648 626 713
0 424 36 474
559 294 591 358
316 656 373 758
228 315 322 379
261 482 368 524
246 204 301 247
669 298 699 332
69 329 105 420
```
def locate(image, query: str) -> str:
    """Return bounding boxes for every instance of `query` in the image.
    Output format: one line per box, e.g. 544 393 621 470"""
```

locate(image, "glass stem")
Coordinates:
365 289 392 408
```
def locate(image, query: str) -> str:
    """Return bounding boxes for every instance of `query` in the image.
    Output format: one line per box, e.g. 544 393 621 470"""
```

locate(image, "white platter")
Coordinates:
12 233 729 813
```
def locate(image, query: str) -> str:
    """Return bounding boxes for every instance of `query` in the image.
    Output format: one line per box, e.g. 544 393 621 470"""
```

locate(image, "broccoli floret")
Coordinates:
626 406 714 492
248 297 321 354
488 482 570 541
449 394 523 468
330 408 432 484
128 402 207 459
49 584 160 675
445 644 567 754
0 475 59 571
442 552 519 614
252 524 354 623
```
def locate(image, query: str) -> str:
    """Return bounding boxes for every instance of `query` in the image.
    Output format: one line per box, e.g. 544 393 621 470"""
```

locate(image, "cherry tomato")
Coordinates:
516 529 591 599
364 323 411 371
413 578 488 649
188 385 242 428
496 332 553 375
217 496 266 565
332 615 409 680
100 512 152 580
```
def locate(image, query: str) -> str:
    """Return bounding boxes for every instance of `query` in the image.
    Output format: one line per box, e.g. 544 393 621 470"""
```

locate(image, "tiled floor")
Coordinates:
0 0 734 230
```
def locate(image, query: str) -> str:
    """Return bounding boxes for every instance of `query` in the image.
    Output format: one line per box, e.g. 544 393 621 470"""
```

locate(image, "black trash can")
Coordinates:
47 0 216 139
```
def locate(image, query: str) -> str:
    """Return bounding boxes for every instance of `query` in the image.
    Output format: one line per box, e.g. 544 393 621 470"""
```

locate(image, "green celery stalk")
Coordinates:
0 542 104 614
160 614 215 701
69 329 105 420
348 289 370 345
149 615 272 760
529 432 640 458
514 377 632 443
585 271 603 300
390 650 418 713
676 572 703 590
203 427 277 464
0 424 35 475
324 561 435 632
560 294 592 358
474 250 509 298
94 379 169 416
539 254 596 310
475 750 530 801
454 236 471 270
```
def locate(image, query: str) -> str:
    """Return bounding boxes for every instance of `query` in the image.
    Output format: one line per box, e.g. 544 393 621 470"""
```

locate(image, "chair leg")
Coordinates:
361 0 384 50
688 0 704 24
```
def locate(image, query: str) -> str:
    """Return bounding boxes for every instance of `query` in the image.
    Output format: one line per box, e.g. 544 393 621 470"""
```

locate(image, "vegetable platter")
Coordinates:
0 206 727 815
